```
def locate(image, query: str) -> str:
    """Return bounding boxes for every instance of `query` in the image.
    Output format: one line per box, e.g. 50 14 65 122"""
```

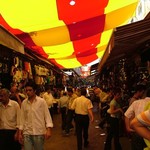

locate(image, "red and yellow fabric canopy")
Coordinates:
0 0 139 69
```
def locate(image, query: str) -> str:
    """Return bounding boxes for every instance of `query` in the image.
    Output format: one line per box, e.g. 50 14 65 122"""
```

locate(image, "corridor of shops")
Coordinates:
0 1 150 150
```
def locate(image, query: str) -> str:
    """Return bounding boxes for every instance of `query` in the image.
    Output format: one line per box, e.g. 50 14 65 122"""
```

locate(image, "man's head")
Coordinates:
25 81 37 99
134 84 146 98
67 88 73 96
94 88 101 96
45 85 51 93
0 88 10 105
10 86 18 96
80 87 87 96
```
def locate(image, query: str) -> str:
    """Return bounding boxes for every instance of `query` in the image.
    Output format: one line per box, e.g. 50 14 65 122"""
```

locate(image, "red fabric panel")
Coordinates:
76 48 98 65
56 0 109 23
30 46 48 58
73 34 101 54
67 15 105 41
16 33 48 58
16 33 35 47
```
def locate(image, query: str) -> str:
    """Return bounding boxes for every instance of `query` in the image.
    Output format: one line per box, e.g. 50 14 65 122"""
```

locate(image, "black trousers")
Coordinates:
65 109 74 133
49 107 54 120
60 107 67 130
104 117 122 150
0 129 21 150
75 114 89 150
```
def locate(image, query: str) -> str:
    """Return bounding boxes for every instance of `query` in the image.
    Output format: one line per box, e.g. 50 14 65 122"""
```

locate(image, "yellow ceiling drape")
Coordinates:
0 0 139 68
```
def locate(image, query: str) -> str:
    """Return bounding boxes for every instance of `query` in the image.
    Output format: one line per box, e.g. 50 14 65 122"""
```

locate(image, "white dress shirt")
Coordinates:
71 96 93 115
125 97 150 119
19 96 53 135
0 99 20 130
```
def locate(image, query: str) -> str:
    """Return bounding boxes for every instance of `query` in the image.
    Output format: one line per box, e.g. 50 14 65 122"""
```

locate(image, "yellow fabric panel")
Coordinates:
96 29 113 48
105 0 139 14
104 2 138 30
55 57 82 69
30 26 70 46
96 50 105 58
43 42 74 59
0 0 64 32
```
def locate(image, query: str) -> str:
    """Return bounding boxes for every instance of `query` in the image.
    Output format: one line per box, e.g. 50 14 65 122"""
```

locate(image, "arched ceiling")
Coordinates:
0 0 139 69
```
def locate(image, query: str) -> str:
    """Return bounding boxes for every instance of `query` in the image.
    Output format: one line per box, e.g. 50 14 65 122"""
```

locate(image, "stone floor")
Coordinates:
44 104 131 150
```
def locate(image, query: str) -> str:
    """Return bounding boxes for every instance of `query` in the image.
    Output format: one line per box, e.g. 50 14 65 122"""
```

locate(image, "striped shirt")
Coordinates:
125 97 150 119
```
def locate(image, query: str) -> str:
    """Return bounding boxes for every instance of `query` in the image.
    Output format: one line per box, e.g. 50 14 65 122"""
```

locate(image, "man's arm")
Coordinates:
125 116 134 132
88 108 94 123
131 117 150 140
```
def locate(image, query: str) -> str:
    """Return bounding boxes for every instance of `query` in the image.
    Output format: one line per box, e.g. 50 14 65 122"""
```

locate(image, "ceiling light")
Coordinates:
70 0 76 6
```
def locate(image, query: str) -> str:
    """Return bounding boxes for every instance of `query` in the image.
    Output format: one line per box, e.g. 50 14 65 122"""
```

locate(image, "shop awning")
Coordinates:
98 17 150 72
0 0 139 69
0 25 24 54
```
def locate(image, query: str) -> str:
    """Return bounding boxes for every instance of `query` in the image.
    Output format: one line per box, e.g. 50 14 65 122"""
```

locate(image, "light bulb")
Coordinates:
70 0 75 6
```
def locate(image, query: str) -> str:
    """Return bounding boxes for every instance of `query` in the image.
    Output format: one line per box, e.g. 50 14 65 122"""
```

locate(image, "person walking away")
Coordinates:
0 88 21 150
18 81 53 150
58 92 69 131
104 88 124 150
124 86 148 150
71 87 94 150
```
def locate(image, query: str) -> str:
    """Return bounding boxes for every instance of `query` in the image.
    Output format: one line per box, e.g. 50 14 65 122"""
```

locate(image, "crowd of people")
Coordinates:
92 84 150 150
0 80 94 150
0 79 150 150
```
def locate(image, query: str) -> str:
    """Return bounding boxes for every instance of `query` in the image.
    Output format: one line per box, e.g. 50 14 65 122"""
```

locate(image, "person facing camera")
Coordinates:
18 81 53 150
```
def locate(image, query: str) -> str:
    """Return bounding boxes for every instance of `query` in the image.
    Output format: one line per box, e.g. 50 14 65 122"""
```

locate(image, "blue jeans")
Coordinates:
23 135 45 150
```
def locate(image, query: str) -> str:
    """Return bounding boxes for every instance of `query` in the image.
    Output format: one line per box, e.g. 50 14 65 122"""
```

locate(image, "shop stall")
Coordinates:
97 17 150 93
0 25 66 89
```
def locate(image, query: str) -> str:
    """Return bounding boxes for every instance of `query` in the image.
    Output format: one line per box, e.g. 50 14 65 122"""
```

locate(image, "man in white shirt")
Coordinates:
0 88 21 150
71 87 94 150
125 98 149 149
18 81 53 150
129 88 150 150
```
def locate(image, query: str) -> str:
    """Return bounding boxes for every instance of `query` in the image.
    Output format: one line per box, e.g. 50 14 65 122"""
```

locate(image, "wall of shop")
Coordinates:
96 48 150 96
0 44 66 90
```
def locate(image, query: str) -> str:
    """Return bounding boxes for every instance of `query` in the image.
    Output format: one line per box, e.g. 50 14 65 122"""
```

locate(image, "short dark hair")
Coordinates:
25 80 37 90
80 87 87 96
63 92 67 96
67 88 73 93
45 85 51 91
